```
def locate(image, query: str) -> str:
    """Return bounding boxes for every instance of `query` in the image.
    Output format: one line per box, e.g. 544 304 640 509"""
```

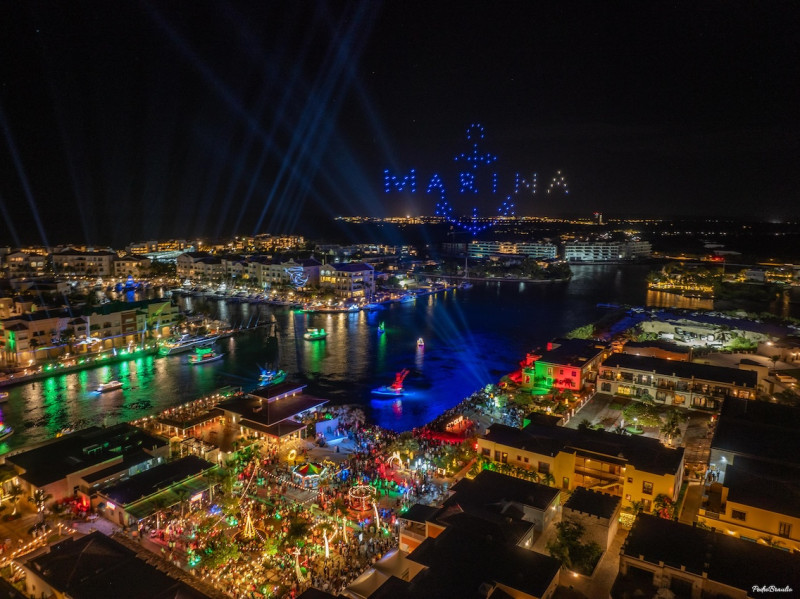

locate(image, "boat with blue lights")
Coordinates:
417 338 425 348
399 294 416 303
0 422 13 442
189 346 224 365
378 322 385 335
372 369 409 397
95 381 123 393
303 328 327 341
259 369 287 386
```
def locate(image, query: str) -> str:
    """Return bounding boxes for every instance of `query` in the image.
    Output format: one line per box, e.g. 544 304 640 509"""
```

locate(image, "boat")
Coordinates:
303 328 327 341
259 369 287 386
0 423 13 442
158 333 220 356
0 392 7 403
365 303 385 311
399 294 416 303
417 338 425 348
377 322 385 335
189 346 224 365
372 369 409 397
460 281 473 289
95 381 123 393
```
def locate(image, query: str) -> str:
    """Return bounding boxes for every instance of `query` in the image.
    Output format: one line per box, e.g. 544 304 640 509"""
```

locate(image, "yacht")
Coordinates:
96 381 123 393
158 333 219 356
259 369 287 386
417 338 425 348
0 423 13 442
0 392 9 403
189 346 224 365
303 328 328 341
372 369 409 397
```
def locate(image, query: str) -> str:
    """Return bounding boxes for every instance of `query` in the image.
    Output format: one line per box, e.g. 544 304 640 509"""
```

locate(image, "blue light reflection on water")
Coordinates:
0 264 655 449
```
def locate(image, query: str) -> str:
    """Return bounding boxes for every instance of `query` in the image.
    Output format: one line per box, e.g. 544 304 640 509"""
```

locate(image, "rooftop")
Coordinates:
722 457 800 519
25 532 216 599
6 424 167 488
100 455 214 506
485 422 685 476
448 469 559 512
602 353 758 387
712 398 800 466
622 514 800 593
563 487 621 520
623 339 692 355
536 338 605 368
217 389 327 428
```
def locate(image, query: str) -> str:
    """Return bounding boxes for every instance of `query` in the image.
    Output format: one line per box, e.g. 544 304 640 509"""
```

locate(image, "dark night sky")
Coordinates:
1 1 799 247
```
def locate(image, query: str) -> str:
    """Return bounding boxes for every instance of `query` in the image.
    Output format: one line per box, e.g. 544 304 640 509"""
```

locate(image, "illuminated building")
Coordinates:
319 262 375 298
614 514 800 598
598 354 757 410
520 338 608 394
463 240 557 259
52 248 117 276
477 421 684 513
4 251 48 276
563 240 651 262
113 254 152 277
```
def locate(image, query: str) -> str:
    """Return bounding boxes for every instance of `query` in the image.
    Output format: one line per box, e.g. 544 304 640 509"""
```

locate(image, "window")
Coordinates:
517 455 522 462
627 477 633 483
731 510 746 521
482 448 490 457
523 457 529 464
538 462 550 474
642 481 654 495
625 494 631 501
500 452 508 464
779 522 792 538
572 371 577 377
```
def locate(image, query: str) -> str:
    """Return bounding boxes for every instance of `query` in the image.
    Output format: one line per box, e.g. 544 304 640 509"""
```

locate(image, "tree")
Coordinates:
175 488 190 519
769 355 780 369
541 472 555 487
653 494 675 519
546 521 603 574
565 324 594 340
8 485 23 516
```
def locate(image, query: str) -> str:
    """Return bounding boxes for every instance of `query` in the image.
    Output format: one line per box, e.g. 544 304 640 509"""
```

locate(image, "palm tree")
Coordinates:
8 485 23 516
653 494 674 519
541 472 555 487
28 489 52 522
175 488 190 519
629 499 645 514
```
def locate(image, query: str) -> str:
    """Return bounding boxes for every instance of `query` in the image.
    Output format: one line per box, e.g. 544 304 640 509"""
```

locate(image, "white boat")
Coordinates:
189 347 224 365
460 281 473 289
417 338 425 348
303 328 328 341
158 333 219 356
0 392 8 403
96 381 123 393
399 295 416 303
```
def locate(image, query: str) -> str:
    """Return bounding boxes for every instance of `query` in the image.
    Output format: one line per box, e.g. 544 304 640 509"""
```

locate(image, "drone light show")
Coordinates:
384 124 570 234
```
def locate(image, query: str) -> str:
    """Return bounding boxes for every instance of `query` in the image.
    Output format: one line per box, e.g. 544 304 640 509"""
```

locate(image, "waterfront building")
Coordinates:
95 455 217 527
19 531 220 599
112 254 152 277
477 421 684 512
563 240 651 262
4 423 168 505
4 252 48 277
319 262 375 299
52 248 117 276
213 383 327 443
464 240 558 259
176 252 224 281
598 353 757 410
520 338 608 394
612 514 800 599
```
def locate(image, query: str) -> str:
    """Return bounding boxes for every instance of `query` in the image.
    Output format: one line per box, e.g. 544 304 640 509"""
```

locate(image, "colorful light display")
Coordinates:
383 124 569 234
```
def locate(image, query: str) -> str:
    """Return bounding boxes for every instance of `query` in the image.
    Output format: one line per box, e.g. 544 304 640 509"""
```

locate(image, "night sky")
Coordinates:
1 1 799 247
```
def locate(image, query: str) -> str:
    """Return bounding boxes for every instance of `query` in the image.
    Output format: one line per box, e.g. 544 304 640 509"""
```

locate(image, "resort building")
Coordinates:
477 421 684 513
3 423 168 505
112 254 152 277
176 252 224 281
563 240 651 262
319 262 375 299
4 252 48 277
464 240 557 259
213 383 328 444
95 455 217 528
698 398 800 551
598 353 757 410
19 531 221 599
52 248 117 276
613 514 800 599
519 338 609 394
